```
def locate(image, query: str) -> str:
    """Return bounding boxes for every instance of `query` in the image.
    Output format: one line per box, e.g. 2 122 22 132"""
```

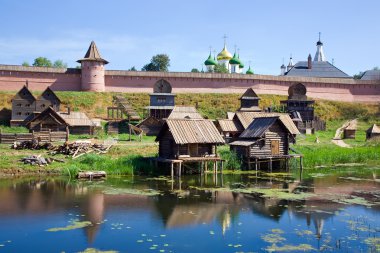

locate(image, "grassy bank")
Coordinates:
0 91 379 121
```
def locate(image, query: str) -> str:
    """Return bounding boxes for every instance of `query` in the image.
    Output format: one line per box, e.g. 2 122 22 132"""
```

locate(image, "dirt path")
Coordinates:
331 119 357 148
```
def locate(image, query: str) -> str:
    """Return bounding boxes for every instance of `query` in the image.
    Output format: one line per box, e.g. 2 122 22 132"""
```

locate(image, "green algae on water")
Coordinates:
265 243 316 252
47 220 92 232
77 248 119 253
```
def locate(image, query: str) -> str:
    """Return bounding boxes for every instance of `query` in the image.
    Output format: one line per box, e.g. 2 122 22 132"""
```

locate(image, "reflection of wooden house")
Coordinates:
366 124 380 140
343 120 357 139
229 115 300 169
146 79 176 119
238 88 261 112
27 107 95 135
11 85 61 127
156 119 224 159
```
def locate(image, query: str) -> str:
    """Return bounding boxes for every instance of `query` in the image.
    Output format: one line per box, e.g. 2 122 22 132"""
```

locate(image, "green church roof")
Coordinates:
204 54 217 66
238 54 244 68
246 66 254 75
229 53 241 65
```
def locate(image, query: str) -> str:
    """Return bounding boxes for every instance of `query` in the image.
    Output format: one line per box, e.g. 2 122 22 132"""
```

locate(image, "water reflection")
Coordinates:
0 170 379 252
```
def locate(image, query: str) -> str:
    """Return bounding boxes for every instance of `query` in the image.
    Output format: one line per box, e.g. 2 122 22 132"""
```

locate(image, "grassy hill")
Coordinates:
0 91 379 122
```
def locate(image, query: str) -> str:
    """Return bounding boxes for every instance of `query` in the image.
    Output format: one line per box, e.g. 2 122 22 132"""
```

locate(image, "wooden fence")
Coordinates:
0 130 68 144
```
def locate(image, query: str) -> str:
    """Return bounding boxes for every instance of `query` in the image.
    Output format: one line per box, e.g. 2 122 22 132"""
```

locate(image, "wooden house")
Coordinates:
27 107 95 135
11 85 61 127
136 116 163 136
11 85 36 126
366 124 380 140
216 119 244 142
146 79 176 119
343 120 357 139
238 88 261 112
155 119 225 159
229 114 300 170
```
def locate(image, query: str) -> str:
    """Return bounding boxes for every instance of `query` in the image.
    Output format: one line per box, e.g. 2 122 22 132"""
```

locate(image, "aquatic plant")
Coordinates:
46 220 92 232
265 243 316 252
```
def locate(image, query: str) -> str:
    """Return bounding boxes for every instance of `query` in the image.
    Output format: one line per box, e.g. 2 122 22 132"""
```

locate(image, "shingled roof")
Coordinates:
240 116 297 138
168 106 203 119
285 61 350 78
234 111 300 135
77 41 108 64
156 119 225 145
360 70 380 81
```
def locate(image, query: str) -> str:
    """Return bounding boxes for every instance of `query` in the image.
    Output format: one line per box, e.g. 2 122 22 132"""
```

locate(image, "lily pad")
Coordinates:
47 220 92 232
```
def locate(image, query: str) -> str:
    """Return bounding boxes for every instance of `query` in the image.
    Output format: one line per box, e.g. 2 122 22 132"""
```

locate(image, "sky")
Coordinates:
0 0 379 76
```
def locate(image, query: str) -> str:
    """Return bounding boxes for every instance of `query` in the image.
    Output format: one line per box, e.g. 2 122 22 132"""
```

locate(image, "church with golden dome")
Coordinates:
204 36 253 75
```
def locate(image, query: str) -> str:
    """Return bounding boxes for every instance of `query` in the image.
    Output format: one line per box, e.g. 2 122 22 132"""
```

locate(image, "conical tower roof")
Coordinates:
204 53 217 66
77 41 109 64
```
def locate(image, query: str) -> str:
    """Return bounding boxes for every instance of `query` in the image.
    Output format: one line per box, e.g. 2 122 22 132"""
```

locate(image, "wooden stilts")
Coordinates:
255 158 258 171
171 162 174 180
269 158 272 172
247 158 251 170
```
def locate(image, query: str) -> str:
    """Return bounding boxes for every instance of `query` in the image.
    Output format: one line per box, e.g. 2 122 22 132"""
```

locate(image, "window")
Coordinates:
17 112 22 116
25 112 30 116
25 104 30 107
41 104 46 108
16 103 22 107
157 98 166 103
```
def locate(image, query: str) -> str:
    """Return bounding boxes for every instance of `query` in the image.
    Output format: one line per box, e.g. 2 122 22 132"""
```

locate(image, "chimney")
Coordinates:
307 54 312 69
67 106 71 115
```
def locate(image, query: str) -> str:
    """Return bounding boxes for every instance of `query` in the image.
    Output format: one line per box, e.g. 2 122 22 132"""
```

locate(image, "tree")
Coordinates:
191 68 200 73
53 60 67 68
32 57 52 67
142 54 170 72
213 64 229 73
128 66 137 71
22 61 30 67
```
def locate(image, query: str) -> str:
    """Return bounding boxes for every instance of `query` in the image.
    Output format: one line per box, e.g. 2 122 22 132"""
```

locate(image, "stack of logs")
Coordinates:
49 142 112 159
12 140 53 150
20 155 64 166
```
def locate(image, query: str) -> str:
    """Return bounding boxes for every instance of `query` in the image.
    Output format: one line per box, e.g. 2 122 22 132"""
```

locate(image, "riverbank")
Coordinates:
1 119 379 177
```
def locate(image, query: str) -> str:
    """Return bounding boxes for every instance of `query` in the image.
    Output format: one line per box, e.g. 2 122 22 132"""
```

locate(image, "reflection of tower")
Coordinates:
221 209 231 235
82 193 105 244
313 218 324 239
77 41 109 92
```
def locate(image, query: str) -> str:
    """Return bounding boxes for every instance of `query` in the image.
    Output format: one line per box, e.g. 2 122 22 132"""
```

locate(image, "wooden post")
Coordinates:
0 128 2 143
171 162 174 180
255 158 258 171
49 129 51 142
220 160 223 174
247 158 251 170
129 125 132 141
269 158 272 173
178 163 182 178
65 126 69 141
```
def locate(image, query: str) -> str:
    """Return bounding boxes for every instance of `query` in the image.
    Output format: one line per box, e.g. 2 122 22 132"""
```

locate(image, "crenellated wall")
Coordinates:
0 65 379 103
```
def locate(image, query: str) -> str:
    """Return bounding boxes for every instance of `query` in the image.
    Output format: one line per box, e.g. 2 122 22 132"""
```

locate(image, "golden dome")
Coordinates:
217 45 233 61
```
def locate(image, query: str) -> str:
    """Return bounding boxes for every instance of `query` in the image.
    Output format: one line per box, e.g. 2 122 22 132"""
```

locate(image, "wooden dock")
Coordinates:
246 154 303 172
151 156 224 179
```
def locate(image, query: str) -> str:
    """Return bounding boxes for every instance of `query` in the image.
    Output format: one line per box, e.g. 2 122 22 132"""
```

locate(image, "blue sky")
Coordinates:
0 0 379 75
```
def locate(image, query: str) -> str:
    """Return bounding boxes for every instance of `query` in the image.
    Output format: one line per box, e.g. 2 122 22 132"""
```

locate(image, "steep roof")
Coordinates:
26 107 67 127
39 87 61 103
156 119 225 145
234 111 300 135
13 85 36 101
366 124 380 134
360 70 380 81
285 61 350 78
77 41 109 64
168 106 203 119
239 88 260 100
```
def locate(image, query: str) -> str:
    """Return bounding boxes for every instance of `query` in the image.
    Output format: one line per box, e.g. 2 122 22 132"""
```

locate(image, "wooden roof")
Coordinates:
229 140 256 146
240 117 280 138
345 119 357 130
156 119 225 145
58 111 95 126
77 41 108 64
39 87 61 103
226 112 235 120
26 107 67 127
234 112 300 135
13 85 36 101
217 119 243 132
240 88 260 100
167 106 203 119
366 124 380 134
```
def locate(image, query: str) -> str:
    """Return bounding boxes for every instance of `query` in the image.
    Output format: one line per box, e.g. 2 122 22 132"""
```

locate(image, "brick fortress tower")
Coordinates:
77 41 108 92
